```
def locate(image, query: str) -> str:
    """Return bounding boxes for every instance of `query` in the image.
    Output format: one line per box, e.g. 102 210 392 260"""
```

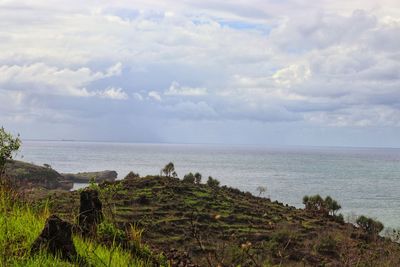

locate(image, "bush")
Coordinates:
124 171 140 180
302 195 341 216
207 176 220 188
97 221 126 243
356 215 384 236
183 173 195 183
194 172 202 184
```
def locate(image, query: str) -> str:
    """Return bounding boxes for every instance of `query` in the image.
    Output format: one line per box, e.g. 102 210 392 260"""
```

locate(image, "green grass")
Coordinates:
0 188 152 266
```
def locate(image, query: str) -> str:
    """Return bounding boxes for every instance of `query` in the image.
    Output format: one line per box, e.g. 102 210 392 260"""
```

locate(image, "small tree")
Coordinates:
356 215 384 237
162 162 175 177
194 172 202 184
207 176 220 188
256 186 267 197
0 127 21 177
183 173 195 183
324 196 341 216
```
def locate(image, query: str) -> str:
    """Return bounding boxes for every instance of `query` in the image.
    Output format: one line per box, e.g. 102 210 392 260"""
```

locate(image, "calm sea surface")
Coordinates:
19 141 400 228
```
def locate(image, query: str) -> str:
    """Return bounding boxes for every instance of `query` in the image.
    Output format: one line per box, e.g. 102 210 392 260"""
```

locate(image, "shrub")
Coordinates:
124 171 140 180
0 127 21 176
356 215 384 236
183 173 195 183
194 172 202 184
302 195 341 216
207 176 220 188
97 221 126 243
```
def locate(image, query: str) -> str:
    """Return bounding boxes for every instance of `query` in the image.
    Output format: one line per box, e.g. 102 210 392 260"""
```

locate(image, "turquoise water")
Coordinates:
19 141 400 228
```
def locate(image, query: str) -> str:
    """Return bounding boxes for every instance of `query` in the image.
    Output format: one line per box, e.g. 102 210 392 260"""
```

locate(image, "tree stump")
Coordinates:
31 215 77 261
78 188 103 236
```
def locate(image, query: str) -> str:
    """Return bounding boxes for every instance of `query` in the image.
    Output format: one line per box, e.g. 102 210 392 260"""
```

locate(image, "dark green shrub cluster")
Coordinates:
302 195 341 216
124 171 140 180
183 172 202 184
183 172 195 183
356 215 384 236
207 176 220 187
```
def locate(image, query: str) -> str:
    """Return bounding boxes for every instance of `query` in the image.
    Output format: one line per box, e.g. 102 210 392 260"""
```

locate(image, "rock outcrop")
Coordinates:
78 189 103 236
62 170 117 183
31 215 78 261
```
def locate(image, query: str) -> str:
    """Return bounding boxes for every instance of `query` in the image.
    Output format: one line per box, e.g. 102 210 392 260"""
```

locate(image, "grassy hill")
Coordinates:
0 186 160 266
43 175 400 266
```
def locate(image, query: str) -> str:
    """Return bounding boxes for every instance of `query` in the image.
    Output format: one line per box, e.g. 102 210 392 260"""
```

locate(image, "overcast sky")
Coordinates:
1 0 400 147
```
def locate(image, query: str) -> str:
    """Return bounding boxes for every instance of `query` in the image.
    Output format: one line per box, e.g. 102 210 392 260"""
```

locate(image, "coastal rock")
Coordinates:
62 170 118 183
4 160 72 190
78 189 103 236
31 215 77 261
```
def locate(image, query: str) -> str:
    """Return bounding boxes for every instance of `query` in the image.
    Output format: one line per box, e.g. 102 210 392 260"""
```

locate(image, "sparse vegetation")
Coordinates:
256 186 267 197
1 133 399 266
206 176 220 187
183 172 195 183
356 215 384 237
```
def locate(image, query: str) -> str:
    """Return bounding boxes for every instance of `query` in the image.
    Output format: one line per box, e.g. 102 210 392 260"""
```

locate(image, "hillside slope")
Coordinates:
46 176 400 266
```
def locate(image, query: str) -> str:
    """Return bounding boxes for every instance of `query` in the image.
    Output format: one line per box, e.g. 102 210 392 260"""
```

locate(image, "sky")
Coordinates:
1 0 400 147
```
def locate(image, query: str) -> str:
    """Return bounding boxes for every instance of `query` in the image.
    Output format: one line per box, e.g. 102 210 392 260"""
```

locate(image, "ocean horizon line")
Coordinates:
21 139 400 150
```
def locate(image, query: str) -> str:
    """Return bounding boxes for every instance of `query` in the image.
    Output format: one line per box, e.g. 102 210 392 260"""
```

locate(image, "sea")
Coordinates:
19 140 400 229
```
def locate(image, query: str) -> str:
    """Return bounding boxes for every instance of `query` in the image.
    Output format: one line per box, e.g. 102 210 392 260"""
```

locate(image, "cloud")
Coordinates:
96 87 128 100
1 0 400 145
0 62 125 99
148 91 162 101
164 81 208 96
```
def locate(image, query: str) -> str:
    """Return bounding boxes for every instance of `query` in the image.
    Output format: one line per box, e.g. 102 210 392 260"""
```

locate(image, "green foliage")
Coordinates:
356 215 384 236
194 172 202 184
302 195 341 216
0 187 149 266
125 171 140 180
183 172 195 183
207 176 220 188
315 235 337 255
324 196 341 215
0 127 21 174
97 221 126 242
162 162 175 177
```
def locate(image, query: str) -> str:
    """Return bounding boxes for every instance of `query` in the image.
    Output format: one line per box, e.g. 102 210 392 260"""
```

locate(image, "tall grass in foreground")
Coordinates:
0 188 150 266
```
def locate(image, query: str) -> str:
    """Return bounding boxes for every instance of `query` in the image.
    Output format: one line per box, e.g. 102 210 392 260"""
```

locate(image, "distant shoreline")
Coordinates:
21 139 400 150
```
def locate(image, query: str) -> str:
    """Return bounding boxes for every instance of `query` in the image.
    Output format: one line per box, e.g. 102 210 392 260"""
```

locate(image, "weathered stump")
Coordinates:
31 215 77 261
78 188 103 236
